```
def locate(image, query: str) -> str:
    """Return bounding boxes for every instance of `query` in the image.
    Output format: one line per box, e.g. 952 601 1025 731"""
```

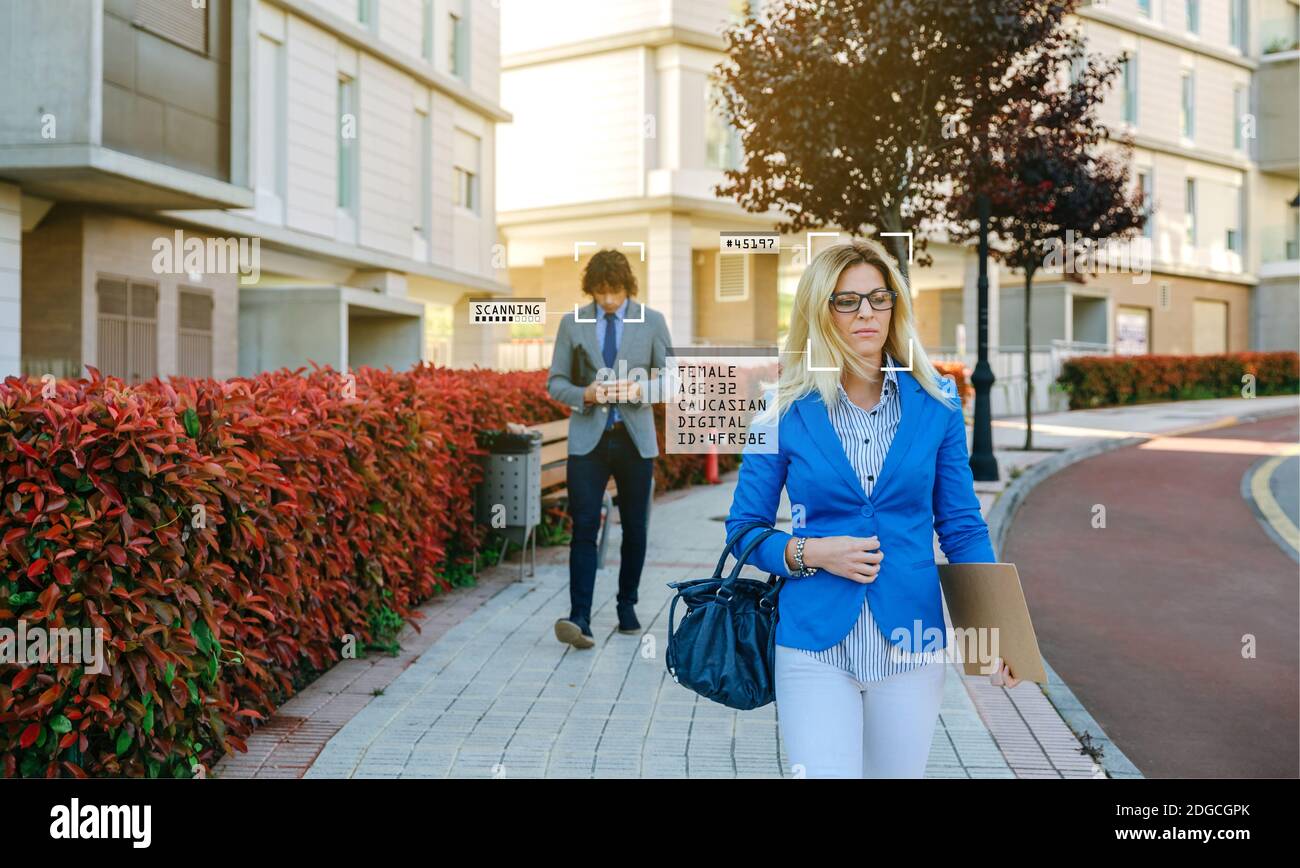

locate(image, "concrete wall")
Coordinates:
1254 276 1300 350
21 208 240 379
0 182 20 377
239 288 344 372
692 249 778 344
349 310 424 369
20 207 83 378
79 211 239 378
1097 271 1253 353
998 280 1070 347
101 0 232 181
1256 55 1299 169
0 0 101 148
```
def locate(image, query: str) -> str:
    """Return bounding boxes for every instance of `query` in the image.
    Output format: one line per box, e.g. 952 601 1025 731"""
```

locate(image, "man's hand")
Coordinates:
587 380 642 405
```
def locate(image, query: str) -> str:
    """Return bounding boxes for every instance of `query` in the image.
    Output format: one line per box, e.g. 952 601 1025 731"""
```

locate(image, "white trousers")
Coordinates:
774 644 946 778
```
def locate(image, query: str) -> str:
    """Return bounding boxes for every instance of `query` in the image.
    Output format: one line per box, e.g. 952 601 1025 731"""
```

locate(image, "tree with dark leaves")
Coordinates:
713 0 1084 283
950 29 1146 448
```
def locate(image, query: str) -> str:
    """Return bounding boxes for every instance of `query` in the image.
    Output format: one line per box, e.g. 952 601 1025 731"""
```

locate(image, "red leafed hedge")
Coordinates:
0 358 972 778
1056 352 1299 410
0 365 572 778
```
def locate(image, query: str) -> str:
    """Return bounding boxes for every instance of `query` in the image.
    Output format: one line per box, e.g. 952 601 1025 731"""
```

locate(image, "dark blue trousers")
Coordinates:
565 425 654 630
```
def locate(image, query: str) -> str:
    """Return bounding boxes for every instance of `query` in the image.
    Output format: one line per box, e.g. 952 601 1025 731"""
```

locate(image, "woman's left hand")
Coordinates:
989 657 1021 688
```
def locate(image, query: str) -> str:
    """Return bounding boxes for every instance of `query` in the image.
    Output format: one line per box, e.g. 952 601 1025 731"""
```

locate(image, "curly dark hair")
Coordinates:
581 249 638 296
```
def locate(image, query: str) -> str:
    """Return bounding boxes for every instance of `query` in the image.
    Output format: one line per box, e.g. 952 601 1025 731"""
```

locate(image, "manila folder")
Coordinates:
938 562 1047 684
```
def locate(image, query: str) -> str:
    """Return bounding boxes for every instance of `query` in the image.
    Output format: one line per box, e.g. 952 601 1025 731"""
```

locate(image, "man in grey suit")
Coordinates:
548 249 673 649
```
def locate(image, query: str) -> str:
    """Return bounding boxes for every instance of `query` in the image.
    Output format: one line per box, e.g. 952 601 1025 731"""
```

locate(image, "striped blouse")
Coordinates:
800 352 945 682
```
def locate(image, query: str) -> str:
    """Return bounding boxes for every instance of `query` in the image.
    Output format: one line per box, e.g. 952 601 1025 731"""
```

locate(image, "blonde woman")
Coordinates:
725 238 1019 778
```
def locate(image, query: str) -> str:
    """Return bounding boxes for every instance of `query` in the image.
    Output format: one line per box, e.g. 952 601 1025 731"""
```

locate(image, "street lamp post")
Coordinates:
970 193 999 482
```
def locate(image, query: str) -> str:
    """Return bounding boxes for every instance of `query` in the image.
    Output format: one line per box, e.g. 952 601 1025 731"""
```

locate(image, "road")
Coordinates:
1002 414 1300 778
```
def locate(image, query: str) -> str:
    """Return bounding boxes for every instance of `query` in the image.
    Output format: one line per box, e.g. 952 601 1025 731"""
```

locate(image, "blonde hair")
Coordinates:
767 237 958 420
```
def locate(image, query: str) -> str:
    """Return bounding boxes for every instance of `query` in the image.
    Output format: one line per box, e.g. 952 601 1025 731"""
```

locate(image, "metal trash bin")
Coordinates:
475 428 542 579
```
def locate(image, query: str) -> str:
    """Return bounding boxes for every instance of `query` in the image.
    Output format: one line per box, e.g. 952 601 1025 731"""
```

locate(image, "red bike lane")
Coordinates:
1002 414 1299 778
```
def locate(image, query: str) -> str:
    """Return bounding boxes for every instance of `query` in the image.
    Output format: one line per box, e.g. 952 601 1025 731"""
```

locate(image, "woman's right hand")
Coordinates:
800 535 882 583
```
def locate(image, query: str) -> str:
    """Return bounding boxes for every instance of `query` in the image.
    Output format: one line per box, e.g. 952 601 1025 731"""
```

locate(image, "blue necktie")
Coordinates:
603 312 618 428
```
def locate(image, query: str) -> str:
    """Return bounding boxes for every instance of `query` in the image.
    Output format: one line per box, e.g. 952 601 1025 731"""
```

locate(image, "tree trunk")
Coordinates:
880 206 911 287
1023 268 1034 451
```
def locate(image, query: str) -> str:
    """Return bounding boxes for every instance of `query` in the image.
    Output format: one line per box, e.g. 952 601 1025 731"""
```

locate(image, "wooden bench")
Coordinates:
533 417 655 570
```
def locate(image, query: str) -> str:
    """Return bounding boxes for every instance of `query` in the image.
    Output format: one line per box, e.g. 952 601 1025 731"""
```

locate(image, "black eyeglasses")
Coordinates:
829 289 897 313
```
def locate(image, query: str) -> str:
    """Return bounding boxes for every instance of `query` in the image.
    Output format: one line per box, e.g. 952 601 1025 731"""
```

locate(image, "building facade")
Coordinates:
0 0 512 382
495 0 1298 416
495 0 793 368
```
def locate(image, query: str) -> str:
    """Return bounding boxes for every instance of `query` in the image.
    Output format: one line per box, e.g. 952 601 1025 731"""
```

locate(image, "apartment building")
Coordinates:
0 0 512 382
495 0 797 368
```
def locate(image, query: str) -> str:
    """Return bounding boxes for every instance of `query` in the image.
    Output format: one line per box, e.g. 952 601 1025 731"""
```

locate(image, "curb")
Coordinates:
982 399 1299 780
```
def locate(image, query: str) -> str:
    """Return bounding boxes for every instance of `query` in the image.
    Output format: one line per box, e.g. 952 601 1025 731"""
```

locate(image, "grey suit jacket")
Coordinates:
547 299 673 459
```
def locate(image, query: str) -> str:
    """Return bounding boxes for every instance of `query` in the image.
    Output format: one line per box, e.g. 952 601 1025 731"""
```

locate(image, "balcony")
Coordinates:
0 0 252 210
1256 50 1300 178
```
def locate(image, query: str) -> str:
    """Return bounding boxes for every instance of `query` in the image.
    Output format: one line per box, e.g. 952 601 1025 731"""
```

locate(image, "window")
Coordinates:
1186 0 1200 33
413 110 431 258
706 82 742 170
1229 0 1247 51
1137 0 1151 17
337 76 357 211
255 35 287 224
453 128 480 214
96 278 158 383
1226 186 1243 255
1233 86 1247 150
358 0 377 30
178 289 214 379
1180 71 1194 139
133 0 207 54
422 0 434 62
1184 178 1196 246
1138 170 1153 239
1122 54 1138 125
448 11 467 78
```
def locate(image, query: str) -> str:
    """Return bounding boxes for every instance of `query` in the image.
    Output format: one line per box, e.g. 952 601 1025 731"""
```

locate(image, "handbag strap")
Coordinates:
666 531 781 677
713 520 774 578
723 528 779 584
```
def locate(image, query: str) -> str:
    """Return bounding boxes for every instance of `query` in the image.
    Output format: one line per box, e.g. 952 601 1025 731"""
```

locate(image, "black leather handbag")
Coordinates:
665 521 786 710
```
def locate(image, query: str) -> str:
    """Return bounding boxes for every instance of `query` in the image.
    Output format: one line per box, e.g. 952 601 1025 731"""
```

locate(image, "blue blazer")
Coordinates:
725 371 996 654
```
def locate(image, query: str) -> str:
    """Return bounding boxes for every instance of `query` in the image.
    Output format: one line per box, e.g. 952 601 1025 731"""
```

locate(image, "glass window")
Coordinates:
1138 171 1153 239
1184 178 1196 246
338 77 356 211
449 12 465 77
1122 55 1138 125
705 81 742 170
1180 71 1194 139
1186 0 1200 33
1233 86 1247 150
422 0 434 62
1229 0 1247 50
453 128 480 214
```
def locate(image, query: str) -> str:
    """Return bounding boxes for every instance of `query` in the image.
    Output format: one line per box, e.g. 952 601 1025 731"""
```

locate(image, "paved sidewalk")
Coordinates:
298 479 1051 779
216 394 1297 780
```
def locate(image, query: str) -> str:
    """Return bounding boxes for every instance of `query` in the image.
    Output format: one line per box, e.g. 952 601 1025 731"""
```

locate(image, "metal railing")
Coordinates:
930 339 1111 417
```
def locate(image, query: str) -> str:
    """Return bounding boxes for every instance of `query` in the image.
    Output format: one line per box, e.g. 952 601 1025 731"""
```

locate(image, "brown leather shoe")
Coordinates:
555 619 595 649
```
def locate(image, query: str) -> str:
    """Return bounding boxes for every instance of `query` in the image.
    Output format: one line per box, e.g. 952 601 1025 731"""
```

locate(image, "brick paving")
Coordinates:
284 478 1066 779
212 394 1299 780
